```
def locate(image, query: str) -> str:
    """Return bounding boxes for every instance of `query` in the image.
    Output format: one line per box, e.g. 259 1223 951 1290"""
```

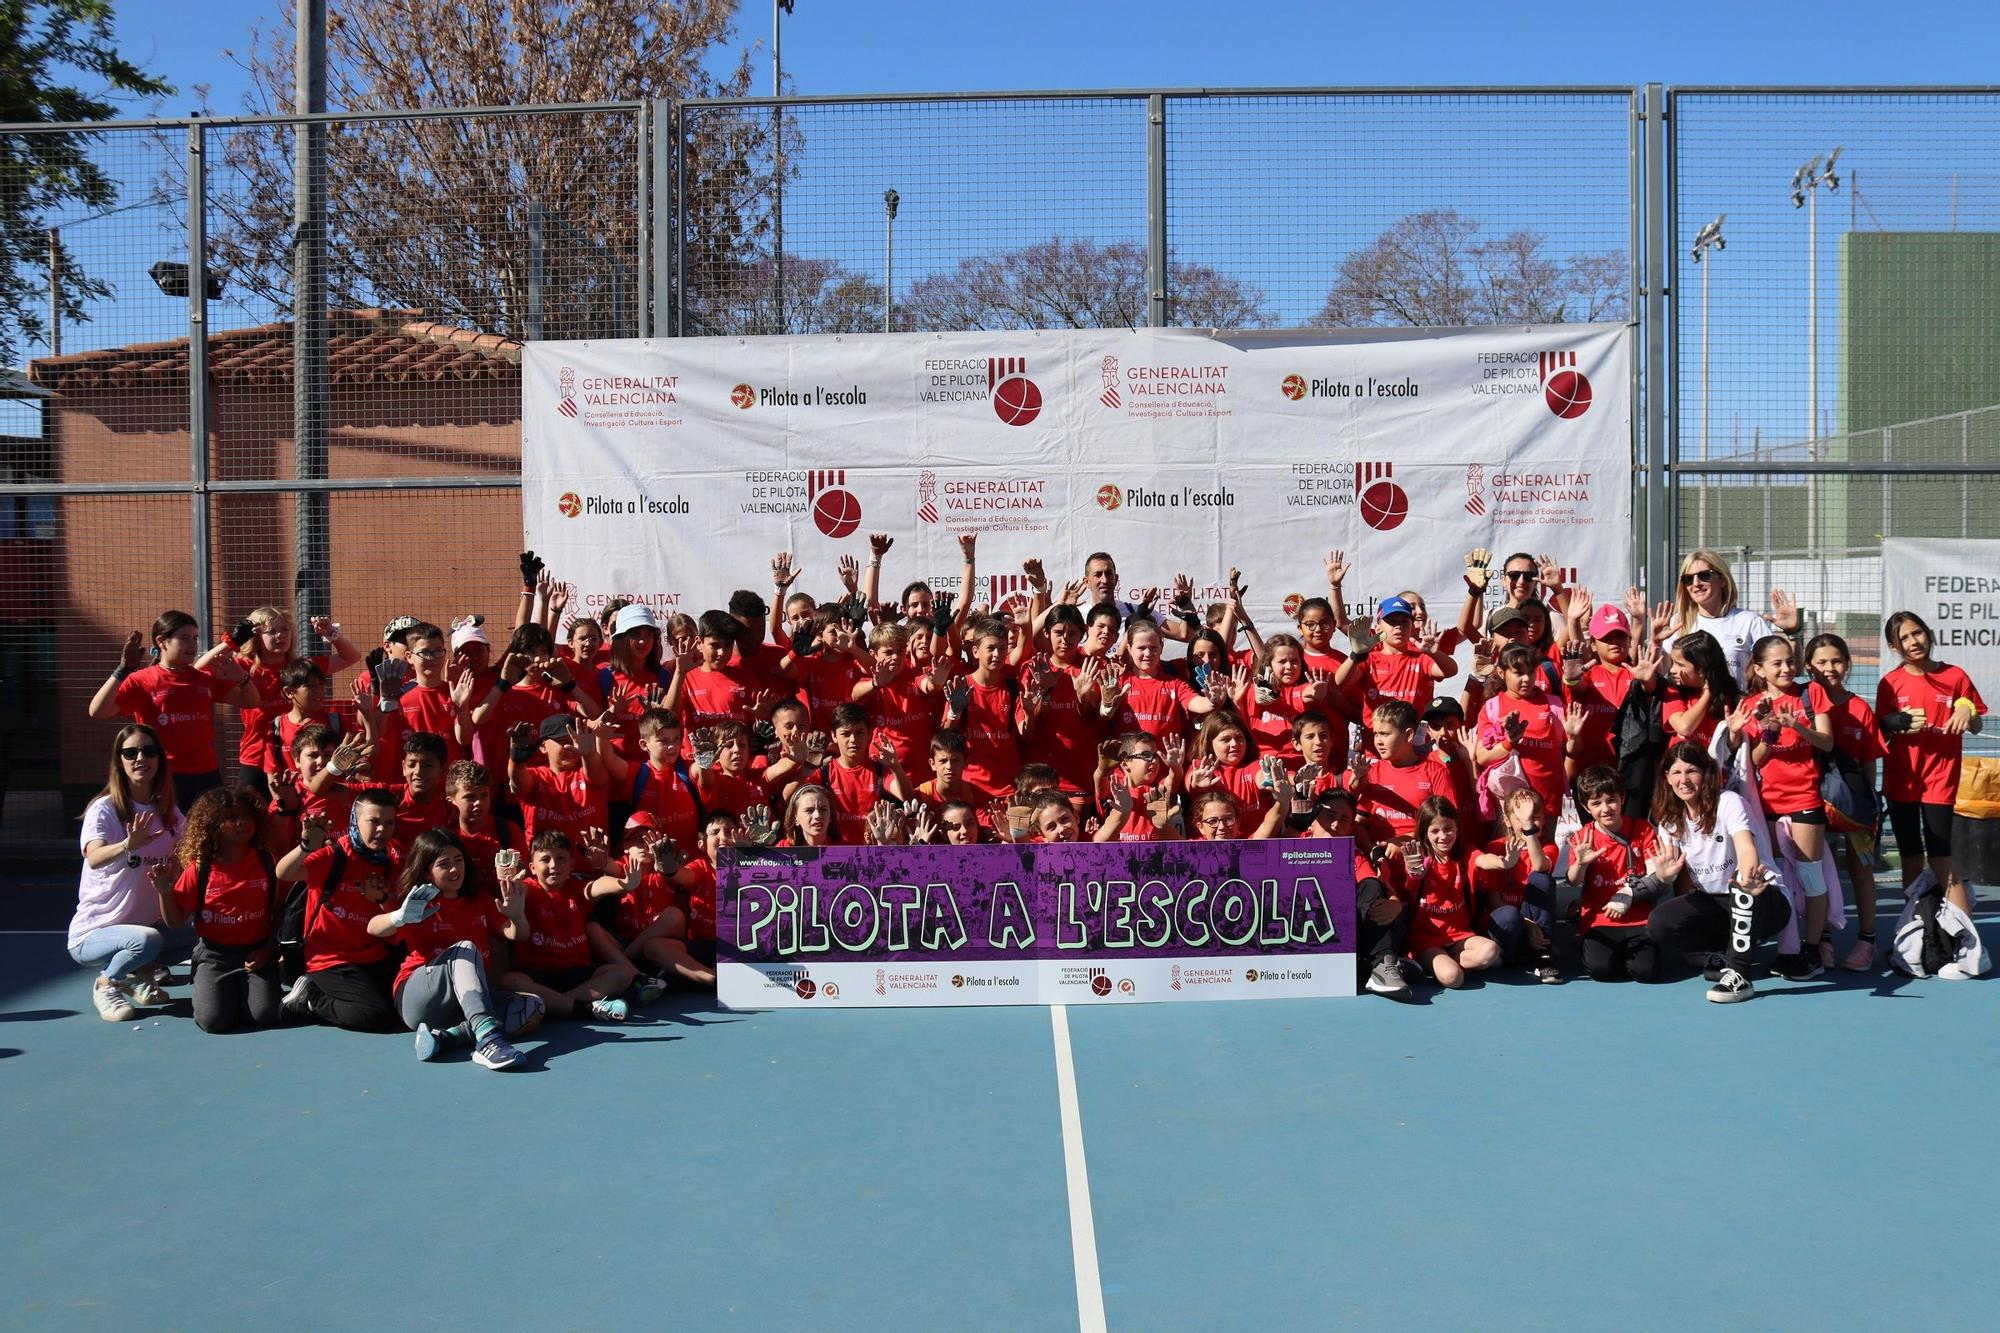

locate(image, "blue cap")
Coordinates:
1376 596 1416 620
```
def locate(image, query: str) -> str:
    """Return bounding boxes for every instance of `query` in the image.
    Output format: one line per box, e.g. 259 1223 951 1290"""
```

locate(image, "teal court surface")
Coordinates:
3 873 1997 1331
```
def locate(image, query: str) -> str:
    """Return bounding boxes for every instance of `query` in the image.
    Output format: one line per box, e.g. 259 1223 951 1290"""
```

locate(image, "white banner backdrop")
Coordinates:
1882 539 2000 686
522 325 1632 631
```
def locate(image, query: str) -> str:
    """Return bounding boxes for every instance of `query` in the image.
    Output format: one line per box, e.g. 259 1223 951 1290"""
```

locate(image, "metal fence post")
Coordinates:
636 103 651 338
294 0 330 647
186 121 214 646
1643 83 1670 600
1147 93 1167 328
673 101 687 337
652 99 675 338
526 202 545 341
1626 89 1643 589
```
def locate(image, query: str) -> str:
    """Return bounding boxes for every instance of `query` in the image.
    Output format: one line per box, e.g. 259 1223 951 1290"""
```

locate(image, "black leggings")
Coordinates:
302 960 402 1032
1646 888 1793 971
1888 801 1954 862
192 939 283 1033
1581 923 1665 982
1355 877 1409 966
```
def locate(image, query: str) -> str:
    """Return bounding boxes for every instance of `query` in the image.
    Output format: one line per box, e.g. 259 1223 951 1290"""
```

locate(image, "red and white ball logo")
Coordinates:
730 383 756 410
989 357 1042 426
1355 461 1409 532
793 977 817 999
807 470 861 539
1540 351 1591 419
1096 484 1122 511
557 491 582 518
1281 373 1307 401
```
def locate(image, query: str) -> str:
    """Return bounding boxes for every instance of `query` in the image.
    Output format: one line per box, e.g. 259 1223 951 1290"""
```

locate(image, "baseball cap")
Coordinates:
1487 605 1532 634
1376 595 1416 621
450 617 491 651
624 810 661 832
1588 605 1632 640
612 604 659 638
382 614 419 643
1422 698 1465 727
538 713 579 743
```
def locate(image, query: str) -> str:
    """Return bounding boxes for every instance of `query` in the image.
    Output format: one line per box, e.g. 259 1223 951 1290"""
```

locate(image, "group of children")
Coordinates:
69 539 1986 1065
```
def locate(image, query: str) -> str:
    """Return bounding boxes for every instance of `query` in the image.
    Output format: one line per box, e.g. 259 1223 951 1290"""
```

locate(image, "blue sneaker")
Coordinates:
472 1035 523 1070
588 997 629 1023
632 974 668 1006
413 1024 442 1062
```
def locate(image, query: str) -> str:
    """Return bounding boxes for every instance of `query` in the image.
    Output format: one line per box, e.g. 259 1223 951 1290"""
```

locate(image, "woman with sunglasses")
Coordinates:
1660 549 1800 685
71 725 183 1021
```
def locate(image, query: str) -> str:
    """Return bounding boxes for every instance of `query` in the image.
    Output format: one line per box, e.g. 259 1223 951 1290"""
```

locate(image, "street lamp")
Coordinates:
772 0 795 333
1792 146 1841 565
1690 213 1725 546
883 188 899 334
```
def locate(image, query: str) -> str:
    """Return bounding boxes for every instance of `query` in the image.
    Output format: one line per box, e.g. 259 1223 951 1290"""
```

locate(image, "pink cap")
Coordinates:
1588 605 1631 639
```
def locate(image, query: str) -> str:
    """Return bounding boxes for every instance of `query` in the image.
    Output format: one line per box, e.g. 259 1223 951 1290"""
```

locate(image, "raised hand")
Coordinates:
390 882 441 928
519 550 545 586
300 811 332 850
1348 620 1379 655
1624 585 1647 620
1187 756 1220 791
1537 552 1563 590
268 768 301 814
869 532 894 558
126 805 161 846
1348 745 1374 787
1171 572 1195 607
1566 583 1594 626
1257 753 1287 794
498 651 529 686
1562 700 1588 740
957 532 978 561
1324 548 1351 586
837 553 861 593
865 800 898 846
1417 628 1443 656
1769 588 1800 632
1561 637 1588 677
1127 586 1160 613
1649 601 1674 643
1631 639 1662 686
1023 556 1047 587
910 805 939 845
449 669 478 709
873 732 901 767
691 727 720 769
308 614 339 641
1161 732 1187 772
942 679 971 726
497 869 527 922
1107 776 1135 815
578 825 611 871
1647 842 1686 884
328 733 371 778
116 629 148 673
771 551 800 589
1059 577 1086 606
1572 842 1600 870
801 731 831 767
1301 667 1333 705
1502 711 1528 745
1471 639 1496 680
741 804 776 846
548 582 571 621
1463 548 1492 593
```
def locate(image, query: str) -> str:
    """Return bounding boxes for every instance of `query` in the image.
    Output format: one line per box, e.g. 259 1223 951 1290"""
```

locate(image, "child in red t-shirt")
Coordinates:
1732 635 1836 974
1560 603 1636 774
153 784 283 1032
797 704 908 844
690 720 773 821
1093 732 1181 842
667 610 757 753
616 810 729 985
90 610 254 796
444 760 524 901
1564 766 1671 983
1185 711 1275 836
852 623 944 786
915 730 984 827
371 828 535 1070
1473 645 1573 822
1336 596 1456 729
1349 701 1466 843
784 608 871 734
313 731 454 856
1660 630 1739 749
1240 634 1342 767
1405 795 1499 989
1876 610 1987 914
494 830 640 1022
944 619 1025 799
1805 632 1888 969
508 713 610 852
272 787 403 1031
272 659 334 775
597 708 702 860
1104 618 1216 744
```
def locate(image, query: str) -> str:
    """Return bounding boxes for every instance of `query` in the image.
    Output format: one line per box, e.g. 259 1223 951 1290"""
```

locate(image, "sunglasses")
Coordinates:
1504 569 1537 582
414 648 447 660
940 819 974 832
1681 570 1717 586
1123 751 1158 764
119 744 163 760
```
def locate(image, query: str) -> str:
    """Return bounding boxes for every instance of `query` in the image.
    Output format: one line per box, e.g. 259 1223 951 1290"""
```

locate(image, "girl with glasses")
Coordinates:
71 725 183 1021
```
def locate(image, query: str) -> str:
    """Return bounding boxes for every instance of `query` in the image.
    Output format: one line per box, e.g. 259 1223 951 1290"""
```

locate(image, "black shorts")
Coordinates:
690 939 717 968
1888 801 1954 860
525 964 597 993
1770 807 1827 826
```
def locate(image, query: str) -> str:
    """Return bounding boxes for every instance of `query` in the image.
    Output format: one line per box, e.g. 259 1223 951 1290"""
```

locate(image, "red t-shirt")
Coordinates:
1358 648 1438 727
172 850 273 948
1478 690 1568 813
680 665 754 747
1570 816 1661 931
613 863 677 942
1808 682 1885 768
350 783 453 857
395 892 505 992
1743 688 1821 816
512 874 595 971
1877 664 1986 803
597 665 670 765
455 822 525 901
238 653 333 771
1408 855 1474 953
732 640 791 699
1564 663 1632 773
697 769 769 820
514 763 609 850
797 653 866 734
1244 682 1338 768
1096 779 1167 841
114 665 233 774
301 838 401 972
391 684 465 761
485 680 568 763
1472 835 1558 910
1209 760 1272 836
629 762 701 859
681 857 718 942
865 674 941 785
274 708 333 773
1115 674 1197 742
1022 663 1098 795
1660 686 1719 748
814 759 886 844
959 677 1022 799
1351 753 1459 840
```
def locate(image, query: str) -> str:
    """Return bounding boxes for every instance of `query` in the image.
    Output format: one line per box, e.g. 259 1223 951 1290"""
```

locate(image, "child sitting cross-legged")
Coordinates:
494 830 642 1023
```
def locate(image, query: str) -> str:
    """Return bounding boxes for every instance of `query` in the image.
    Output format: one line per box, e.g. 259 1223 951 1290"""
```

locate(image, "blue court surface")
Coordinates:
4 871 1997 1331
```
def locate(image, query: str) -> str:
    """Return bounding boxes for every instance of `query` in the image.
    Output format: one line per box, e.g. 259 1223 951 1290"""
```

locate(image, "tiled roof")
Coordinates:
28 309 522 391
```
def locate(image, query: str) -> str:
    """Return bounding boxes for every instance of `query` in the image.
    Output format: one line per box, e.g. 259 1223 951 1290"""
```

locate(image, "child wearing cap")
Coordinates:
507 712 609 850
1562 601 1638 776
596 602 673 767
1335 595 1457 729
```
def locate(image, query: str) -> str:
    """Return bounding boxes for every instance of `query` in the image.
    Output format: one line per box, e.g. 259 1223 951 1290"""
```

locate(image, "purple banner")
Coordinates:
716 838 1357 966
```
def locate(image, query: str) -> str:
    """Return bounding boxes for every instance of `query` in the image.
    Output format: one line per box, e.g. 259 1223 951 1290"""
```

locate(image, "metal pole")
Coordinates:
47 228 60 356
635 104 651 338
1627 89 1643 592
294 0 329 649
1643 83 1670 602
651 99 675 339
1805 182 1817 573
187 122 214 650
674 102 687 336
771 0 783 334
884 208 893 334
1963 412 1971 539
526 202 545 340
1147 93 1168 328
1699 255 1709 546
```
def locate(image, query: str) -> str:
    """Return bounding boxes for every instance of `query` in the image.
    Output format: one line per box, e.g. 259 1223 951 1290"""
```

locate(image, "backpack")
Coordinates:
1889 870 1989 978
630 759 705 827
1615 683 1666 812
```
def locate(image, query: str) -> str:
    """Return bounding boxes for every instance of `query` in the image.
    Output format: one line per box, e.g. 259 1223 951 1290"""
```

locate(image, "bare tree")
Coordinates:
1318 209 1627 328
898 238 1271 333
688 254 882 336
199 0 760 340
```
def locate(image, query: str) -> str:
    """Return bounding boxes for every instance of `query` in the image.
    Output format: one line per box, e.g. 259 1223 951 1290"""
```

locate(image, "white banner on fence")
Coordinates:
522 325 1632 631
1882 538 2000 686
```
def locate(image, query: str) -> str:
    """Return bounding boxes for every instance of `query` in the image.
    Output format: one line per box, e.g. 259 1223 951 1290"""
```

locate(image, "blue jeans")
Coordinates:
68 924 165 982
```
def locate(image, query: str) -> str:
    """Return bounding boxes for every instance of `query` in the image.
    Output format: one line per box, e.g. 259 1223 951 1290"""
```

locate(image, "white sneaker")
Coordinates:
93 977 137 1022
1705 967 1755 1004
124 976 169 1006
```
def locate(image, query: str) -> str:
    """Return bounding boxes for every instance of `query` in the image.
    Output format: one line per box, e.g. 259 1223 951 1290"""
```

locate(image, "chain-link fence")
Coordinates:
6 85 1999 841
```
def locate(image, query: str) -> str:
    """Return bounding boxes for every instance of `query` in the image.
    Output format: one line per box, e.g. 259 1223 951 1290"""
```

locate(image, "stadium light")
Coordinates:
1690 214 1726 546
884 188 900 334
1791 148 1842 569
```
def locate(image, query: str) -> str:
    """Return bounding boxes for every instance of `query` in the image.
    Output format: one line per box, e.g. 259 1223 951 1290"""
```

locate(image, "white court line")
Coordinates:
0 930 65 934
1050 1004 1108 1333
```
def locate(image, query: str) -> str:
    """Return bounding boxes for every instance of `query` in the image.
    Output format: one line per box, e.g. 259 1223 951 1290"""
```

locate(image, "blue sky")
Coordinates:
16 0 1997 456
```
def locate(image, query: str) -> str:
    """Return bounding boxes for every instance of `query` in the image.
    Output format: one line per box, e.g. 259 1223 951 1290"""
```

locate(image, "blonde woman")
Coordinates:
1651 549 1800 685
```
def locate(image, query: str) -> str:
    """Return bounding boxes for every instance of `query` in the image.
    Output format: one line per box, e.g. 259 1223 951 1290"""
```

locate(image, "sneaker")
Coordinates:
1364 954 1412 1000
1706 967 1755 1003
1771 951 1823 982
631 974 668 1006
1937 960 1978 980
588 997 630 1023
134 963 174 989
124 975 170 1007
504 992 546 1038
1842 938 1876 972
1818 938 1837 971
472 1034 524 1070
281 974 316 1021
1702 953 1725 983
92 977 137 1022
413 1024 443 1062
1533 954 1563 985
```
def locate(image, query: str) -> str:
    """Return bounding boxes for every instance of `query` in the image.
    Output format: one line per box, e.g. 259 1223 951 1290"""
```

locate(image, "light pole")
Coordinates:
883 188 899 334
1791 146 1841 563
1690 214 1725 547
771 0 794 333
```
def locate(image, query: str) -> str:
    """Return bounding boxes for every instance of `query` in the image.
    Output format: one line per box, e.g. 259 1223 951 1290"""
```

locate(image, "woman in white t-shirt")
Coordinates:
1657 548 1801 685
70 724 183 1022
1643 739 1795 1004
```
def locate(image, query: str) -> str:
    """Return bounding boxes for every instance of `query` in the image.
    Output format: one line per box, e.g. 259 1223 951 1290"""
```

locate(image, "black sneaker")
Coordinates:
1702 953 1725 983
1706 967 1754 1003
1771 951 1823 982
1533 953 1563 985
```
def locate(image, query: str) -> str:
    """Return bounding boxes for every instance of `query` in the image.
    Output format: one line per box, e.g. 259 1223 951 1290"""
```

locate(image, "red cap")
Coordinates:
1588 605 1632 639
